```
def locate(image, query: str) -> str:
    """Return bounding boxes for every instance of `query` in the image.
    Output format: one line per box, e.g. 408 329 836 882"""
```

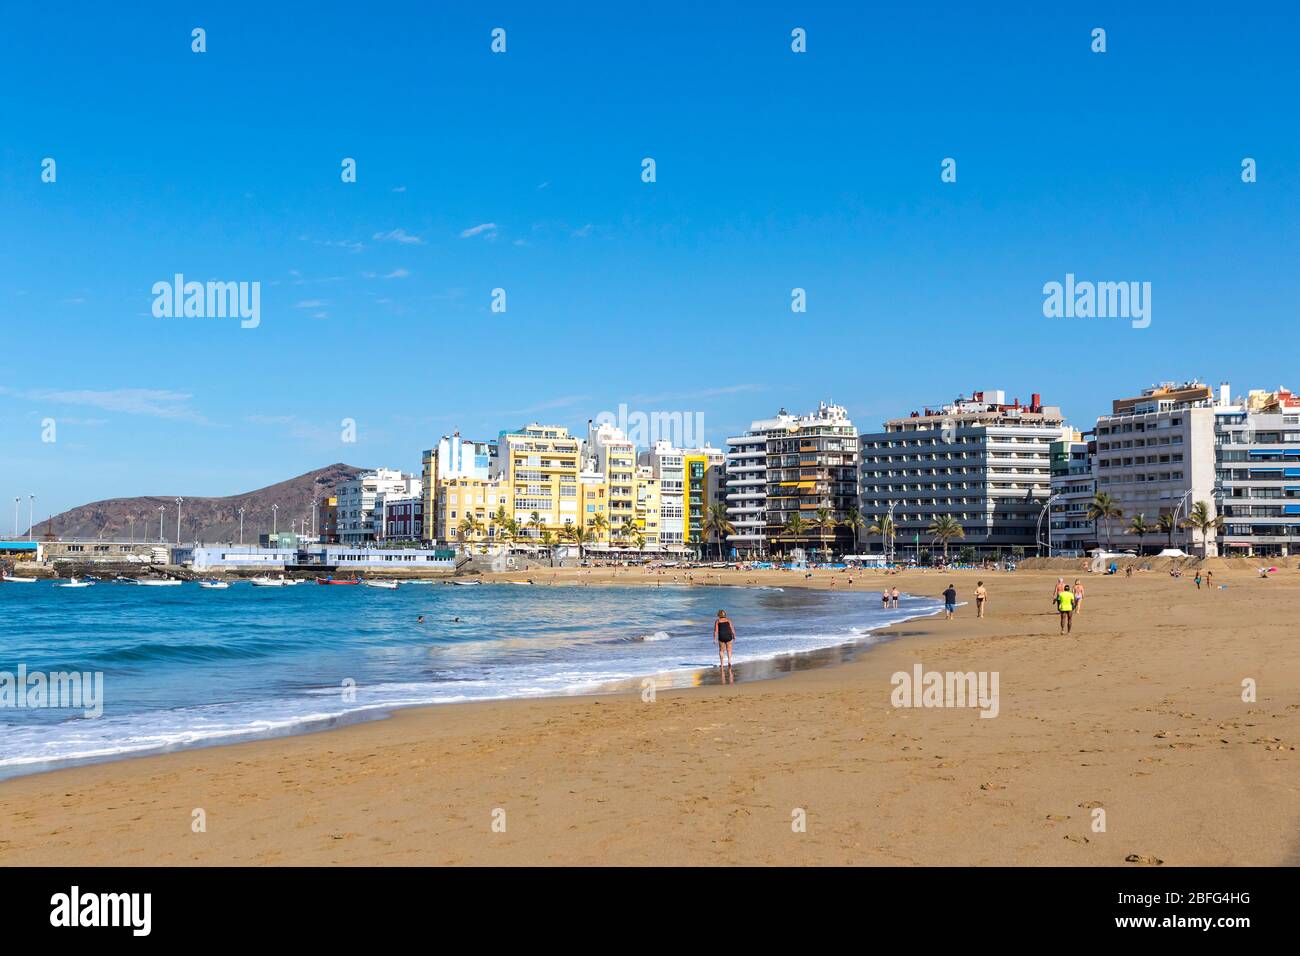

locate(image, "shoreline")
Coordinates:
0 578 943 783
1 565 1296 866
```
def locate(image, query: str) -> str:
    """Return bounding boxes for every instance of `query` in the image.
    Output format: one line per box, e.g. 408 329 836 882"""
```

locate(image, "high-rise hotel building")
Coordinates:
858 390 1067 556
725 403 856 557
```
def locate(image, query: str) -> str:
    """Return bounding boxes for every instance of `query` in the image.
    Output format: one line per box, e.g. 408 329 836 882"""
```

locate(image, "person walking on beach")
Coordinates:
1194 571 1202 590
974 581 987 618
1072 579 1085 614
714 610 736 676
1056 585 1076 634
942 583 957 620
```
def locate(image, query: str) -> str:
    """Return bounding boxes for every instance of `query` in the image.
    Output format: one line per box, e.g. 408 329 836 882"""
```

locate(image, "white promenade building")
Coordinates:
336 468 421 546
1092 381 1230 555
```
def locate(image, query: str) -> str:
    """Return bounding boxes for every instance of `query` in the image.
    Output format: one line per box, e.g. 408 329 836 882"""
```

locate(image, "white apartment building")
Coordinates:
724 430 770 556
1216 386 1300 557
859 390 1069 558
1049 435 1095 556
638 441 686 550
586 420 637 536
336 468 421 546
1092 381 1228 554
724 404 856 558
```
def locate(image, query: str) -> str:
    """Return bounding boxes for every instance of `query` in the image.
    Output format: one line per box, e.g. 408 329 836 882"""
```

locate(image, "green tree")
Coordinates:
927 515 965 562
563 522 592 561
813 506 839 562
702 502 735 560
868 513 896 562
1181 501 1223 559
1086 492 1123 549
841 505 866 555
782 513 809 556
1126 513 1154 555
1156 512 1178 551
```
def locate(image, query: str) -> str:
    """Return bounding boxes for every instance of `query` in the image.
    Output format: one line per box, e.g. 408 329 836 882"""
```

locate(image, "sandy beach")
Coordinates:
1 563 1296 866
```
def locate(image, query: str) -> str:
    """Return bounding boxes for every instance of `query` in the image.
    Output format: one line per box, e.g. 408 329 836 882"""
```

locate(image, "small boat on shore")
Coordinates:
57 577 95 588
316 576 360 585
364 580 398 590
199 580 230 590
450 579 482 587
0 575 37 583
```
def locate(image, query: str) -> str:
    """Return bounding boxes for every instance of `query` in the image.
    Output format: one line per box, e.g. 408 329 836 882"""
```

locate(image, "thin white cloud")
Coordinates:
1 387 214 424
293 299 325 309
460 222 498 239
373 228 425 245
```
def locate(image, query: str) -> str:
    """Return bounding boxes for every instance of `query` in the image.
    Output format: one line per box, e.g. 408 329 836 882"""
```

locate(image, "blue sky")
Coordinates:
1 1 1297 526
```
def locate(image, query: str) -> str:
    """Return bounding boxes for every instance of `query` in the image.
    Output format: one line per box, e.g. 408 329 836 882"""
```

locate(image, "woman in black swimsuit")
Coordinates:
714 610 735 669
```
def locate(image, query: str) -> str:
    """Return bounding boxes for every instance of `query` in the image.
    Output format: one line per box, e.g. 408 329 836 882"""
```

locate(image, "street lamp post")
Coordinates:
159 506 165 542
1036 494 1061 557
12 497 18 538
175 497 184 547
27 495 34 541
886 499 898 566
1172 490 1193 552
238 507 245 545
272 504 279 535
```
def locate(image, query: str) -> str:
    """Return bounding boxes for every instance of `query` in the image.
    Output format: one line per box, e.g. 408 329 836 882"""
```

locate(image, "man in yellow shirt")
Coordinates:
1056 585 1076 634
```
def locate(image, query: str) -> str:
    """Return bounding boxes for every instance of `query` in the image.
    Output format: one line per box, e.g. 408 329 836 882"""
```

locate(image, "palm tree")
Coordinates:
701 502 734 560
630 528 646 556
619 516 638 549
527 511 545 543
539 530 556 567
1126 513 1154 555
491 505 510 546
868 513 896 561
841 505 866 555
927 515 965 562
588 512 608 549
563 522 592 561
458 513 483 550
498 517 519 548
782 513 809 557
1086 492 1123 549
1156 512 1178 552
816 504 837 564
1181 501 1223 559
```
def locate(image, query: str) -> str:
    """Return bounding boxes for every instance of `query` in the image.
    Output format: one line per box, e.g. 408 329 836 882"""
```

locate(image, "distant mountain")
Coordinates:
31 463 369 543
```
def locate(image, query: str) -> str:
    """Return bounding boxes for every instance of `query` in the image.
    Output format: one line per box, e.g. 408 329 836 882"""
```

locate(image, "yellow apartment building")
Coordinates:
495 424 582 540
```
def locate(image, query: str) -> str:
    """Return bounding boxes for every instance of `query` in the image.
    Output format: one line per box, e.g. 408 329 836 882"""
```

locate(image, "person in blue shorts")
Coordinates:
943 583 957 619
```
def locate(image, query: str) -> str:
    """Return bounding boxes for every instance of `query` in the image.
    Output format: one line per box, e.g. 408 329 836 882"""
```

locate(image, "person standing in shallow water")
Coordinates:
714 610 736 679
